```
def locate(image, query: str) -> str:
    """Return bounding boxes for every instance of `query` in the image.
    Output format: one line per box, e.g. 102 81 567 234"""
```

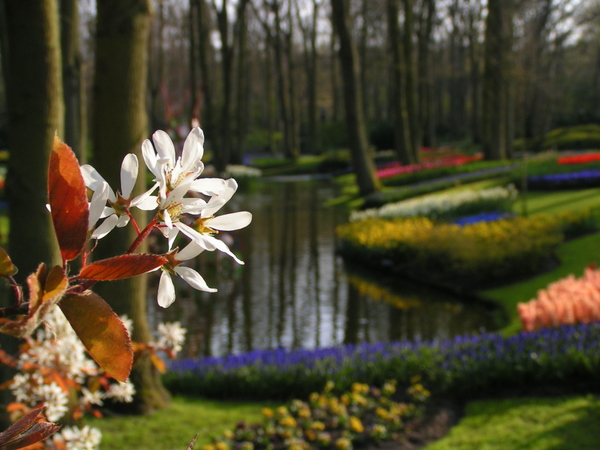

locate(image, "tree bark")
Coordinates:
61 0 85 161
387 0 415 164
330 0 380 197
3 0 63 279
92 0 170 414
482 0 512 160
401 0 420 159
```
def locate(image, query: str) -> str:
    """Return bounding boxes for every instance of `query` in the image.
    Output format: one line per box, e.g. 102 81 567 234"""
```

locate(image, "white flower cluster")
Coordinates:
81 128 253 308
350 185 519 222
9 308 135 424
156 321 187 356
49 425 102 450
223 164 262 179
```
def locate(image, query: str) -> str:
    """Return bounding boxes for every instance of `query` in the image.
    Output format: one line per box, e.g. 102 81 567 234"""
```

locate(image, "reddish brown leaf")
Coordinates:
59 292 133 382
0 247 17 277
0 406 60 450
48 135 89 262
79 254 168 281
0 265 68 338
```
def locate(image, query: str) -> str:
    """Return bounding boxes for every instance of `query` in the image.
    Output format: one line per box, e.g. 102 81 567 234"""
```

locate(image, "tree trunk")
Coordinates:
271 0 297 160
196 0 216 140
93 0 170 414
401 0 420 160
330 0 380 197
3 0 63 279
387 0 414 165
482 0 512 160
61 0 85 161
0 0 63 429
417 0 436 148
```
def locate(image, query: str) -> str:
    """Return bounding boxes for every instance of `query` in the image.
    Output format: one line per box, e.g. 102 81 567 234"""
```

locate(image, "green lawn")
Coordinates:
426 395 600 450
90 397 276 450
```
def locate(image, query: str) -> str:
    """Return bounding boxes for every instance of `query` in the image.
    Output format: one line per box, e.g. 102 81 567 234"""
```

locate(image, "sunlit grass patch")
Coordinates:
427 395 600 450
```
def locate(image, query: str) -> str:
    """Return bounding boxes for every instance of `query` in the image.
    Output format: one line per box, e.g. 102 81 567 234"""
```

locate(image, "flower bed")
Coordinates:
202 380 429 450
527 170 600 190
557 153 600 165
451 211 516 226
377 154 482 179
350 185 518 222
518 266 600 332
337 215 565 289
165 322 600 401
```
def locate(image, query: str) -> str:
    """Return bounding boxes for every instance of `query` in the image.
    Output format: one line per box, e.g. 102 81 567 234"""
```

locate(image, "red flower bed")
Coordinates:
557 153 600 165
377 152 482 179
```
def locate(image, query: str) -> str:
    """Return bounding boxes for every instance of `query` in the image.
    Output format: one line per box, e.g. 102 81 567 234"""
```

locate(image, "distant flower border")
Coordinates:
557 153 600 165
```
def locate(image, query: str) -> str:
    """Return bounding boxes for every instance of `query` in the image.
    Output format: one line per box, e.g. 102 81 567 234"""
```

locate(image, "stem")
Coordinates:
127 216 158 254
127 209 142 235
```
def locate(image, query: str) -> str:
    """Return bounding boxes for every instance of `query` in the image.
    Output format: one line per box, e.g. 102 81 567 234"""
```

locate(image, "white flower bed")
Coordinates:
350 185 518 222
224 164 262 178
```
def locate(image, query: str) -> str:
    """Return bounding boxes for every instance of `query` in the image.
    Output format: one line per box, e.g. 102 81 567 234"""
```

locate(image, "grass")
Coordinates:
426 395 600 450
89 397 276 450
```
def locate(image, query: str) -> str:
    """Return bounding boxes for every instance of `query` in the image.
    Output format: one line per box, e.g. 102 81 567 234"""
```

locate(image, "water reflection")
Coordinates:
150 178 501 359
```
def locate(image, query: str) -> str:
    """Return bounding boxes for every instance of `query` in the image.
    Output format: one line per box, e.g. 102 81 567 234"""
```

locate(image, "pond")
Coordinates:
150 177 502 359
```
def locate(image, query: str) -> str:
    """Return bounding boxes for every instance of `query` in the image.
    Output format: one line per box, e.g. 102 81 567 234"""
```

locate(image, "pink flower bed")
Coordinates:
377 151 482 179
557 153 600 165
518 266 600 332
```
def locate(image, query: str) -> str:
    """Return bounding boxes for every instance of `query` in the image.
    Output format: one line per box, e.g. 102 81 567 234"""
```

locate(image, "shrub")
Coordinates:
201 380 429 450
543 124 600 151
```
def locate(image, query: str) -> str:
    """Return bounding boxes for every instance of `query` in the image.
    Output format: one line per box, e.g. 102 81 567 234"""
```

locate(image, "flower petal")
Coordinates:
89 183 110 230
152 130 176 163
201 178 238 218
80 164 106 191
207 211 252 231
175 241 205 261
120 153 139 199
142 139 160 179
181 127 204 172
189 178 227 196
91 214 120 239
175 266 216 293
157 271 176 308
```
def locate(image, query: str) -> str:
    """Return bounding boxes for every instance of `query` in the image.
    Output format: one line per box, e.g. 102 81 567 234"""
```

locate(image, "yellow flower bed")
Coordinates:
335 213 577 288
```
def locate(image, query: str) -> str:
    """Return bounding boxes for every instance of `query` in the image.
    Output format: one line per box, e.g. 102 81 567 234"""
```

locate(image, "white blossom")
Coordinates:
52 425 102 450
350 184 518 222
156 322 187 355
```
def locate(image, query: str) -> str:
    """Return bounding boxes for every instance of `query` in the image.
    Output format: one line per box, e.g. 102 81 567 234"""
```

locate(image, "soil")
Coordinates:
359 398 464 449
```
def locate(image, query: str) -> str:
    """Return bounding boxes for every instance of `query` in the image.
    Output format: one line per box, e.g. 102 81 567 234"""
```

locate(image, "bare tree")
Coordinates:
330 0 380 196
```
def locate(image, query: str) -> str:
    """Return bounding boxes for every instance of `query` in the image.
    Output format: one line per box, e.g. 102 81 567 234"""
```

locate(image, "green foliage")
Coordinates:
203 380 430 450
544 124 600 151
319 120 348 151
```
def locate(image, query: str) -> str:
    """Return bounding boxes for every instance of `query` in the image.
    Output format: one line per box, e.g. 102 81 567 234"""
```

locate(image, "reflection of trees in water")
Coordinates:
344 266 500 343
150 180 499 358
